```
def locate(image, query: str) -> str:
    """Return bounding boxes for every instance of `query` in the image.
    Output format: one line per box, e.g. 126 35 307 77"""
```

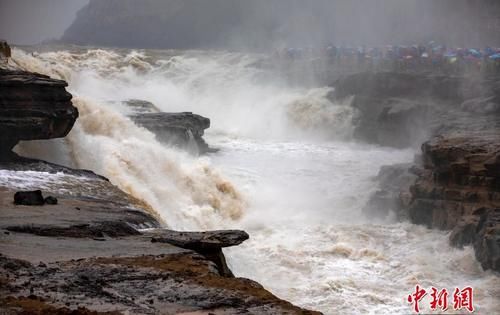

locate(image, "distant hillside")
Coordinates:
61 0 500 50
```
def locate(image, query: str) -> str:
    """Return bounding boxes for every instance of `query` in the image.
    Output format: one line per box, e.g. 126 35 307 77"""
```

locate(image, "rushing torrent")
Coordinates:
11 47 500 314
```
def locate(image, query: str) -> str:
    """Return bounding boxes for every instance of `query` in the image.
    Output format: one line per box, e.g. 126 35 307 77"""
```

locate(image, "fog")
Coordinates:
60 0 500 50
0 0 88 45
1 0 499 48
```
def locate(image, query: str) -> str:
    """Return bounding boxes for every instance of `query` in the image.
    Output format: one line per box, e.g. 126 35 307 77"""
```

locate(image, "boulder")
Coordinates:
130 112 214 154
0 69 78 158
13 190 45 206
150 229 249 277
44 196 58 205
473 208 500 272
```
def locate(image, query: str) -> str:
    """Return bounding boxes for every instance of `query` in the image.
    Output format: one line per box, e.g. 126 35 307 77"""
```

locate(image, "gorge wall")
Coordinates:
60 0 500 50
333 71 500 272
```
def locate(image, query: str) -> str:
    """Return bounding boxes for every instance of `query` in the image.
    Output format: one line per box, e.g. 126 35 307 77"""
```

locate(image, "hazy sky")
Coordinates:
1 0 499 48
0 0 88 45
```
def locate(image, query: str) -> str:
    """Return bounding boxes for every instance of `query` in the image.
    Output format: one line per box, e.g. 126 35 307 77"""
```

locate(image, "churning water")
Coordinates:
10 47 499 314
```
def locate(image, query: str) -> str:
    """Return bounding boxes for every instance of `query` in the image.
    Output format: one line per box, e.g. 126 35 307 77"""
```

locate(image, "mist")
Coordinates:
0 0 88 45
2 0 500 314
2 0 499 49
58 0 500 50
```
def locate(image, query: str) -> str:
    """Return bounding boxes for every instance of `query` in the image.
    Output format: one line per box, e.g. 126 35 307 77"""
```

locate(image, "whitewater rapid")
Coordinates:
9 47 499 314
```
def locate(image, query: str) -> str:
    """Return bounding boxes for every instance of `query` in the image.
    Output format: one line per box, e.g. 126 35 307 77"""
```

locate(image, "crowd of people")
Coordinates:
274 42 500 75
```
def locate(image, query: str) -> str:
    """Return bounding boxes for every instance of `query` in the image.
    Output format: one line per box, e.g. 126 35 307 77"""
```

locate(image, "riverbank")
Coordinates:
2 42 498 314
0 46 319 315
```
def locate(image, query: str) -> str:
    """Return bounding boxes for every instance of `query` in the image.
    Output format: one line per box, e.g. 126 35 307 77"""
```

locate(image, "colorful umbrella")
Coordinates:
468 49 481 58
489 53 500 60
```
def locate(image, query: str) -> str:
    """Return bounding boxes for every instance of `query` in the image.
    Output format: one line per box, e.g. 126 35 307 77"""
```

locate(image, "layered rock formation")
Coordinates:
408 133 500 271
0 69 78 159
124 99 215 154
0 163 319 314
131 112 213 154
342 71 500 272
150 229 249 277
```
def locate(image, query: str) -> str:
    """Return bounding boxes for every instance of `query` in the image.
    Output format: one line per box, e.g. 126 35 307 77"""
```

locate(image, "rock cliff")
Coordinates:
334 71 500 272
0 69 78 159
60 0 500 50
409 132 500 271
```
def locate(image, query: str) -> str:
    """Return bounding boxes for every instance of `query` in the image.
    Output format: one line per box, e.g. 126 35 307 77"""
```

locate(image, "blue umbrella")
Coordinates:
489 53 500 60
469 49 481 58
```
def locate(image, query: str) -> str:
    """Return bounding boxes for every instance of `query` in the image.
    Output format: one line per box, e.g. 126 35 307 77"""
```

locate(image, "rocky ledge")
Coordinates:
0 49 318 313
0 161 318 314
0 68 78 159
125 99 215 154
342 72 500 272
410 133 500 272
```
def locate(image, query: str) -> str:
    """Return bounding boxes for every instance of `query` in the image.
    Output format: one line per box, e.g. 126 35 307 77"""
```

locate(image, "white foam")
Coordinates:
9 47 499 315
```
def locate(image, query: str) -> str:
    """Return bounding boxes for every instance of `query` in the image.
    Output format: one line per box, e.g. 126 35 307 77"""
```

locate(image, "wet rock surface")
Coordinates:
150 229 249 250
0 62 318 313
131 112 213 154
0 159 319 314
0 68 78 157
124 100 215 154
363 163 417 220
150 229 249 277
356 71 500 272
370 133 500 272
0 252 320 315
13 190 45 206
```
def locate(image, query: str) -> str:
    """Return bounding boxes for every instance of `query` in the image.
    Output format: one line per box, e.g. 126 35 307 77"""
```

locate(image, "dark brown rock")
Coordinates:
150 229 249 277
129 111 215 154
400 134 500 271
474 208 500 271
355 70 500 271
44 196 58 205
7 221 141 238
0 159 318 313
14 190 45 206
449 215 480 248
150 229 249 250
0 69 78 157
0 253 321 315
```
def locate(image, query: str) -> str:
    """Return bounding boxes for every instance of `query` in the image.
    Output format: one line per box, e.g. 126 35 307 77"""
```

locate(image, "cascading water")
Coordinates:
11 47 499 314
